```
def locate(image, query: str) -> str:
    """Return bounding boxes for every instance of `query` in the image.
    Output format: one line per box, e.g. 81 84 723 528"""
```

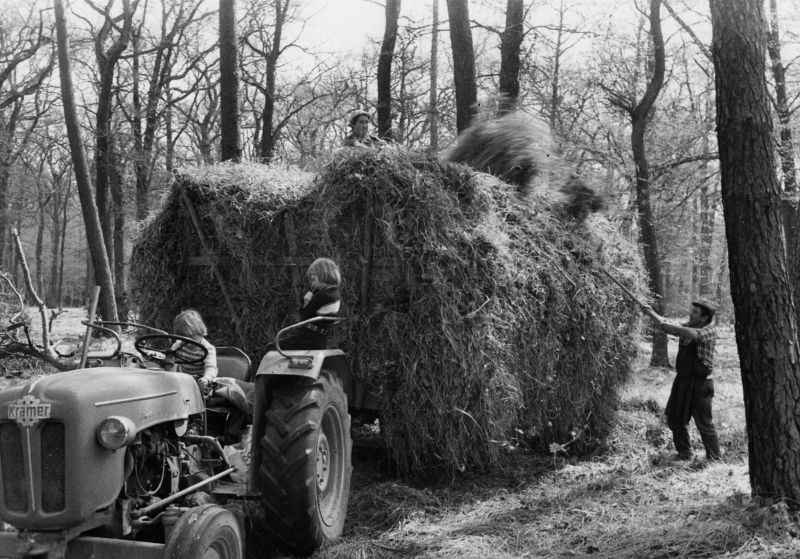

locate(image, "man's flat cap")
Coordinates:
692 300 717 316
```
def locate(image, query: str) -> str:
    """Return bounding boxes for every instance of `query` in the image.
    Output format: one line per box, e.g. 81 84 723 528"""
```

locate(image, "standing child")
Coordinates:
279 258 342 351
171 309 218 393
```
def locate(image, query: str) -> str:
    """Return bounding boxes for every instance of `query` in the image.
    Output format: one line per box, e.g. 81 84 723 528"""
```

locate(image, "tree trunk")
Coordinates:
48 203 61 305
35 203 46 296
630 0 669 367
429 0 440 152
498 0 524 115
95 69 114 273
446 0 477 132
0 112 19 269
0 163 9 268
259 0 288 162
57 200 67 307
10 212 21 285
200 131 214 164
697 181 716 298
767 0 796 192
219 0 241 162
165 91 174 172
549 0 565 129
94 0 131 272
131 30 148 220
691 195 701 297
109 142 128 319
132 24 168 219
710 0 800 502
377 0 401 139
53 0 118 322
767 0 800 329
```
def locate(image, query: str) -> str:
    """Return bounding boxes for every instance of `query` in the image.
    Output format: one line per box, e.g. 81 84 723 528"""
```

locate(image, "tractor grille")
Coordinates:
40 421 65 513
0 422 27 513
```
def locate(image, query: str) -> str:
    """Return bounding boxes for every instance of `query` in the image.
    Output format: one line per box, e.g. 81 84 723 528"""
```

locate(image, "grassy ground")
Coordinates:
3 314 799 557
302 325 800 559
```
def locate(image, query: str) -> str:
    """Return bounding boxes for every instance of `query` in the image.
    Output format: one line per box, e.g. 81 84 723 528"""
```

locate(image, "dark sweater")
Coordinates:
279 286 341 350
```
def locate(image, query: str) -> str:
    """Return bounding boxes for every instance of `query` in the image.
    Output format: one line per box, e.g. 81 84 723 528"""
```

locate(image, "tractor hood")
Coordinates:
0 367 204 531
0 367 205 430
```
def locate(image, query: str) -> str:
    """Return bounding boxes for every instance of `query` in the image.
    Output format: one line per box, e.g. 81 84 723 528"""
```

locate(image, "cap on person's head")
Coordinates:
349 110 371 127
692 300 717 321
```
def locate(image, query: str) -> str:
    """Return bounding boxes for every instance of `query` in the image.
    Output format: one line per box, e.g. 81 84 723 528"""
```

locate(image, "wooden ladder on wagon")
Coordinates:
179 191 245 342
178 191 312 346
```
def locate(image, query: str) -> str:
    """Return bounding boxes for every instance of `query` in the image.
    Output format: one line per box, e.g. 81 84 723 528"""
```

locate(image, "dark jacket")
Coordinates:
279 286 341 351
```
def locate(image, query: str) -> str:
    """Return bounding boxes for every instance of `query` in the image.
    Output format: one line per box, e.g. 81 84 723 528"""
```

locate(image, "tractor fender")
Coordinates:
254 350 351 389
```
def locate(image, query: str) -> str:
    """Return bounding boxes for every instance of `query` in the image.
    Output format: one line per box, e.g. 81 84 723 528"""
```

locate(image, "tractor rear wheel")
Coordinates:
164 504 243 559
256 370 352 556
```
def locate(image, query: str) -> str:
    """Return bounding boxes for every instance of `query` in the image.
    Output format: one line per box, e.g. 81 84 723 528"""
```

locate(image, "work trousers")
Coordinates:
665 377 721 460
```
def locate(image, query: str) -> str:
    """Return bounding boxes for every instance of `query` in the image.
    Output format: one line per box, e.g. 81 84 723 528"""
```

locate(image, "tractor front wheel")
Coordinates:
163 504 243 559
257 370 352 556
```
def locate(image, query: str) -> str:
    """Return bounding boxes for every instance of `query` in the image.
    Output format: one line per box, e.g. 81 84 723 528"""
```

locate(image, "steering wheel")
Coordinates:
134 334 208 367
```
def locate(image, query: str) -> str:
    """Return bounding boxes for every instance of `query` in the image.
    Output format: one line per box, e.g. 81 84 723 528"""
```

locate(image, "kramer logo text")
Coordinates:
8 395 51 427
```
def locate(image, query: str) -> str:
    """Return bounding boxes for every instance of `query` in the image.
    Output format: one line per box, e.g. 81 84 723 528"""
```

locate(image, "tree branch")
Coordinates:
634 0 666 120
662 0 711 60
11 229 55 360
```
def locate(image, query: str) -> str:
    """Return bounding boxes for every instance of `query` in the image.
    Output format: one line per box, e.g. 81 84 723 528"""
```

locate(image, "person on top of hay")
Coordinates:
343 110 385 148
277 257 342 351
642 300 722 464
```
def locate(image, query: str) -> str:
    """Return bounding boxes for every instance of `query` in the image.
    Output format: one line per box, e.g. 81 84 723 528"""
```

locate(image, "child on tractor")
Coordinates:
169 309 251 413
277 257 342 350
171 309 218 395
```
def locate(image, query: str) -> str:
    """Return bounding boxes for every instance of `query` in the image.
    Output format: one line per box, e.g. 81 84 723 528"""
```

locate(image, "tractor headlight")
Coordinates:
96 416 136 450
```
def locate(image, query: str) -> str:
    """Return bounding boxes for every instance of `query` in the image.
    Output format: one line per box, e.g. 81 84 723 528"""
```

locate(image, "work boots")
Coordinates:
701 432 722 461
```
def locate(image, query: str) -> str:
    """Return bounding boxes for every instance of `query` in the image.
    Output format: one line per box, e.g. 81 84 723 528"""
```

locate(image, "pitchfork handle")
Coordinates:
599 267 650 309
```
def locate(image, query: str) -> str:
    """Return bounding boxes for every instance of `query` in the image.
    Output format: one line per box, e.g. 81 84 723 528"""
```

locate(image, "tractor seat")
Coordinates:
206 347 253 422
216 347 252 382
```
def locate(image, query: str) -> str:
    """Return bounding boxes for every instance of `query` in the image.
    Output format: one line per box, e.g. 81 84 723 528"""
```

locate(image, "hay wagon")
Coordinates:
132 150 643 479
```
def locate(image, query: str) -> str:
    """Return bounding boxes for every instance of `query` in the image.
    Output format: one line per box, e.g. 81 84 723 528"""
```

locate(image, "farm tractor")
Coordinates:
0 315 353 558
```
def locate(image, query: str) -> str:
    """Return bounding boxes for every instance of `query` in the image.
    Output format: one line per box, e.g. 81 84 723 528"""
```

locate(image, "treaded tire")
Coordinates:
257 370 353 556
164 504 243 559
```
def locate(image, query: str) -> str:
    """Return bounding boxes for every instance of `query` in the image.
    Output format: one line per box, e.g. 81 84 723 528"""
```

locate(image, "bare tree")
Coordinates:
89 0 133 316
498 0 524 114
219 0 241 161
766 0 795 193
54 0 118 322
0 7 54 267
548 0 566 129
254 0 288 161
710 0 800 502
240 0 327 162
429 0 440 151
128 0 215 219
604 0 669 367
40 141 73 307
446 0 477 132
765 0 800 330
377 0 401 138
177 61 221 164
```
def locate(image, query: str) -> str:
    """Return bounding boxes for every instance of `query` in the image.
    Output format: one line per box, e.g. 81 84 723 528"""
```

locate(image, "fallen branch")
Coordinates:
4 228 71 370
0 271 25 333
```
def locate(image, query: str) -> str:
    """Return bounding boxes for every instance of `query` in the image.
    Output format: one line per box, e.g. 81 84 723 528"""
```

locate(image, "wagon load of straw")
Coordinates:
131 149 643 476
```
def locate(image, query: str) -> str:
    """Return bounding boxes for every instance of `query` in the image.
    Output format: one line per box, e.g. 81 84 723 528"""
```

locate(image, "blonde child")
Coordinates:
171 309 218 392
279 258 342 350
